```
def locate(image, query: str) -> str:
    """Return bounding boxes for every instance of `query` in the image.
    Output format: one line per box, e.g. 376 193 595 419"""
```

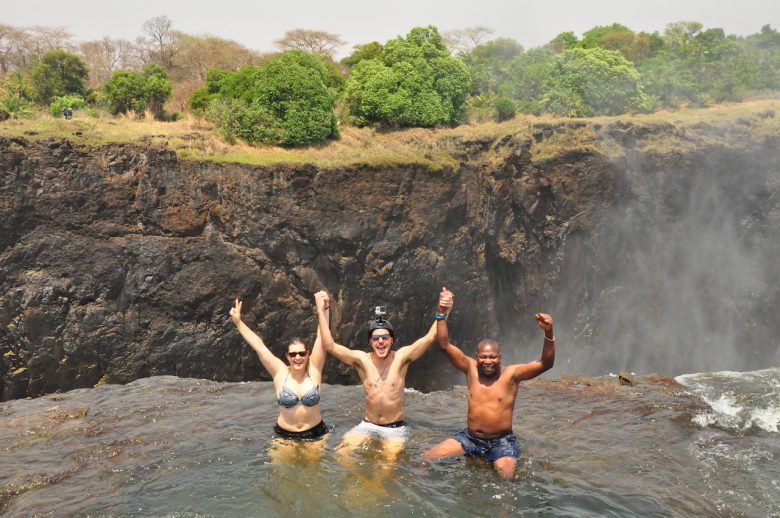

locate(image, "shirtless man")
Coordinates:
423 290 555 479
314 289 453 460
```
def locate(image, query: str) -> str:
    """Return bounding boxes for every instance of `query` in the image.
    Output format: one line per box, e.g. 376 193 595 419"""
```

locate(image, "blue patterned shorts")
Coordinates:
454 428 519 461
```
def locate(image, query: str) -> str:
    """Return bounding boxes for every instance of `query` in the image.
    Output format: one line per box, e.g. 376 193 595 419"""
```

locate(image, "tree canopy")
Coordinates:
4 17 780 133
274 29 346 59
100 64 172 117
30 50 88 104
201 50 339 146
543 47 648 116
345 25 471 127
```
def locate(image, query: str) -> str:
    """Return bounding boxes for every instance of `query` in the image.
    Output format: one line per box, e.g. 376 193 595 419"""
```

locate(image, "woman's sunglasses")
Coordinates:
287 351 308 358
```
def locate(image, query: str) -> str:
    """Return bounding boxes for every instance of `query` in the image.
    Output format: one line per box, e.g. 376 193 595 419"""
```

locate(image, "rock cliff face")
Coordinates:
2 121 779 399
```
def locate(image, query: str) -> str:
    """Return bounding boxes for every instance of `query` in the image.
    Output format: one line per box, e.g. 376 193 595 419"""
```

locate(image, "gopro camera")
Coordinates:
372 306 387 321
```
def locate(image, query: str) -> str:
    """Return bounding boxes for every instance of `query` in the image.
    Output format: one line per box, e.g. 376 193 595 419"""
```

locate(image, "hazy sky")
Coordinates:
4 0 779 58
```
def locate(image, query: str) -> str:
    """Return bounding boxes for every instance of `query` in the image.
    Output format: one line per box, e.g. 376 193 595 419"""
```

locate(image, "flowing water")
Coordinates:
1 370 778 517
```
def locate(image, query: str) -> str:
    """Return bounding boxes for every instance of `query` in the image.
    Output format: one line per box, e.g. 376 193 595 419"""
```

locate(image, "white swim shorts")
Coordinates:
346 419 409 440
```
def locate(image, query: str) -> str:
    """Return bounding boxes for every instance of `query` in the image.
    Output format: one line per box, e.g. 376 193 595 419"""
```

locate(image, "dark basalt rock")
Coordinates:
1 128 779 400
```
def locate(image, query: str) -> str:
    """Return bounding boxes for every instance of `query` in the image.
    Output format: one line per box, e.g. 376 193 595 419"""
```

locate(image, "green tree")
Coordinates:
697 33 757 101
501 47 555 102
30 49 88 105
142 64 173 117
341 42 383 67
664 21 703 57
100 65 172 117
547 32 578 52
101 70 146 114
641 31 667 55
577 23 657 64
251 50 339 145
345 25 471 127
579 23 633 49
543 47 648 116
600 32 653 63
188 68 233 113
745 25 780 89
202 50 339 146
494 96 516 121
638 50 700 106
750 24 780 49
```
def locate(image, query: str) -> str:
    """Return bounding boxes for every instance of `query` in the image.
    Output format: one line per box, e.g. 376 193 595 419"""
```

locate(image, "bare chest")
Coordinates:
468 373 518 405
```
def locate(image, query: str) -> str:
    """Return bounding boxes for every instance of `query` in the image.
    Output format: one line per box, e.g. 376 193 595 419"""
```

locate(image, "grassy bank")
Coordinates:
3 99 780 169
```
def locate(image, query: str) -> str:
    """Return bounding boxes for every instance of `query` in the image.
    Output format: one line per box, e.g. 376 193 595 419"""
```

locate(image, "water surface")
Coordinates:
1 370 778 517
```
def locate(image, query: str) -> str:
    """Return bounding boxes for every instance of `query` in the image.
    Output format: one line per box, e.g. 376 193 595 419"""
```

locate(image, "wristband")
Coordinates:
544 335 555 342
434 313 447 320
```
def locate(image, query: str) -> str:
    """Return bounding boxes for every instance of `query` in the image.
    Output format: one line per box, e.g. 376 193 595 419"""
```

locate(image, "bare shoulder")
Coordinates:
355 349 373 366
394 343 414 361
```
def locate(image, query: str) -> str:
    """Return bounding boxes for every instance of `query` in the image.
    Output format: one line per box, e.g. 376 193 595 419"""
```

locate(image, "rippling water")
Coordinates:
1 370 778 517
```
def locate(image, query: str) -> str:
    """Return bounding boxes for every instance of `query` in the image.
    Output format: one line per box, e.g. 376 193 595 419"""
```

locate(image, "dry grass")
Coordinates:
3 99 780 169
523 99 780 161
628 99 780 155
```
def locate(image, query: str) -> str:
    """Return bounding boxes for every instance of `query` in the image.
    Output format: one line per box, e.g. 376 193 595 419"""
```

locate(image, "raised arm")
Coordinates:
510 313 556 381
435 289 471 373
229 299 286 377
309 291 330 374
315 291 365 370
399 287 455 363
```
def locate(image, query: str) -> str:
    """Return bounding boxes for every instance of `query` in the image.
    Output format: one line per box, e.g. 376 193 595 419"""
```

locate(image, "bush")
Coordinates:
200 50 339 147
188 87 216 114
204 98 242 143
205 98 280 144
494 96 516 121
30 50 89 105
143 65 173 118
0 93 34 119
49 95 86 117
101 71 146 115
515 98 543 115
1 72 36 119
101 65 172 119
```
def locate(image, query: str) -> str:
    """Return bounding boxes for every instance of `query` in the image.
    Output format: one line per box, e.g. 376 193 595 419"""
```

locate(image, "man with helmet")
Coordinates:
314 288 453 461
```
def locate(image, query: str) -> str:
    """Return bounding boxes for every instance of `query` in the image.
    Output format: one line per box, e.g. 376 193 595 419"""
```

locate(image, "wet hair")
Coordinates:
287 338 308 353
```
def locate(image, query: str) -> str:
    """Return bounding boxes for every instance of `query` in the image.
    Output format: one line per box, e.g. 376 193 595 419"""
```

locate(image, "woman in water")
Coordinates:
229 292 330 448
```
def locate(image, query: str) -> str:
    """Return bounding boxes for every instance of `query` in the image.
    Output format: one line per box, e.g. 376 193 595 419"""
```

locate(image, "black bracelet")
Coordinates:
434 313 447 320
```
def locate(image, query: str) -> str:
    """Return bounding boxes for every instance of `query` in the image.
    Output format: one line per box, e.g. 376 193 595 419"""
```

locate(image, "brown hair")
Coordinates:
287 338 308 353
